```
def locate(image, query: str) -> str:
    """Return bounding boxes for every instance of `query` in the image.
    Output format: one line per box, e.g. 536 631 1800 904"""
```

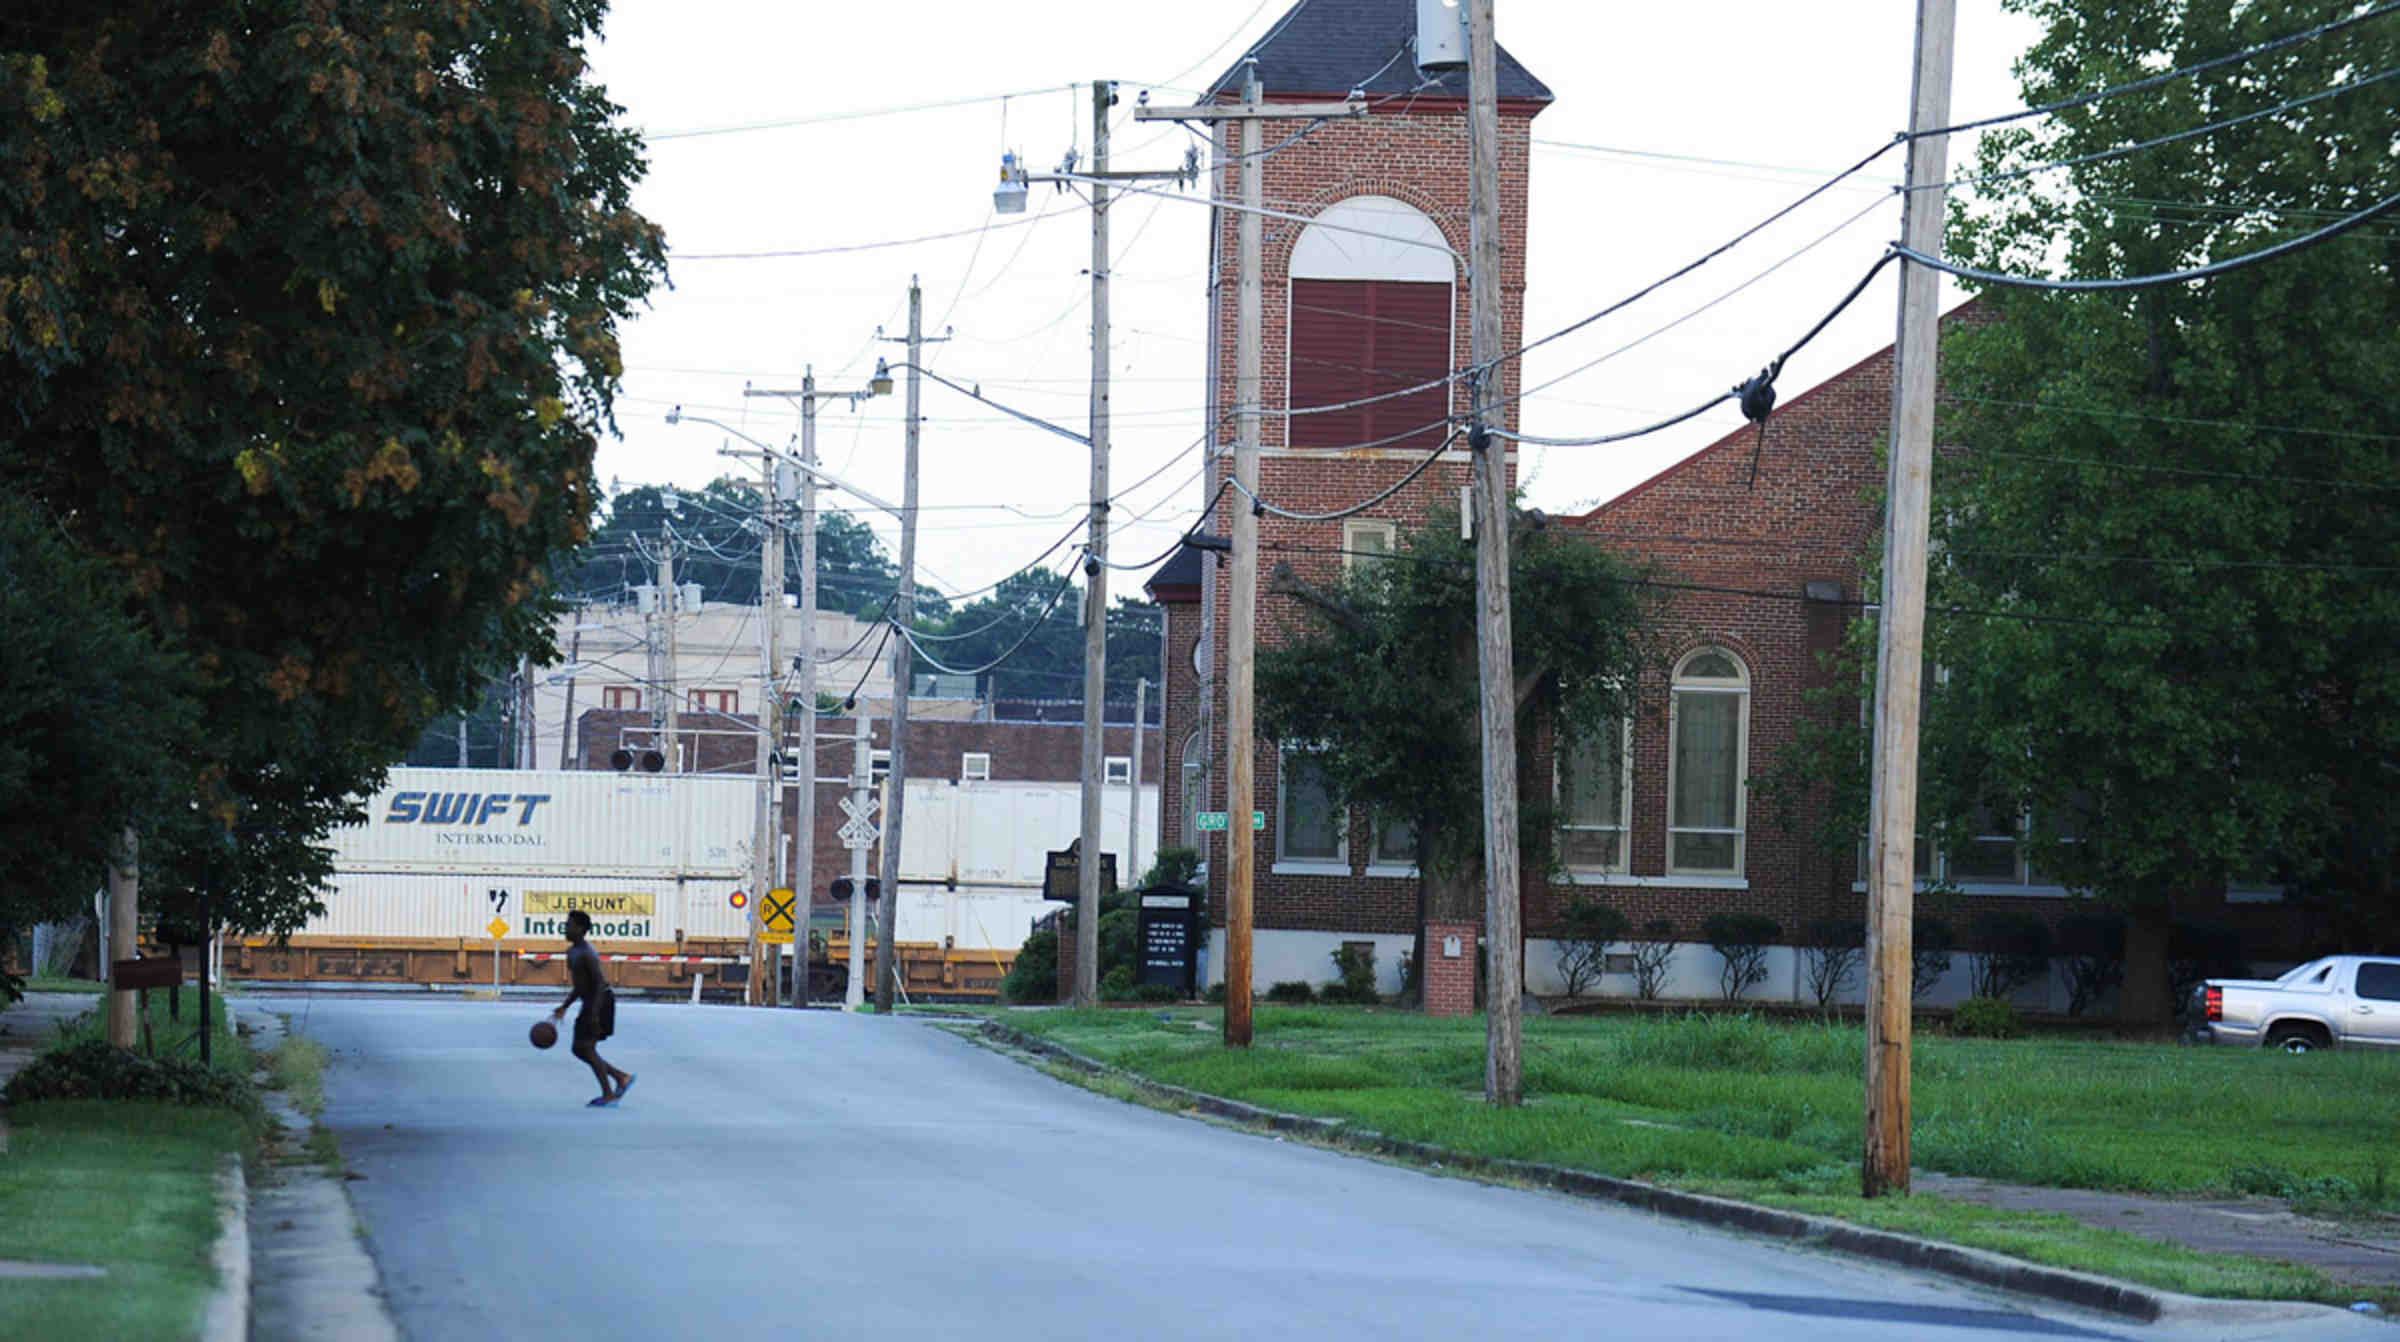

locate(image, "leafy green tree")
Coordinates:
1919 0 2400 1022
562 479 936 619
1257 507 1655 975
0 0 666 934
917 569 1158 707
0 498 197 995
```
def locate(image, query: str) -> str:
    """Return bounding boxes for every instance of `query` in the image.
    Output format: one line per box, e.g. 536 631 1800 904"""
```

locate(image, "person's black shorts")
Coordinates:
573 989 616 1044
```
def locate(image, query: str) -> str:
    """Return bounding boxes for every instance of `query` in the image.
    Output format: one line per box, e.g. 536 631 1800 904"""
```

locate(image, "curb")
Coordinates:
978 1020 2168 1322
207 996 250 1342
205 1153 249 1342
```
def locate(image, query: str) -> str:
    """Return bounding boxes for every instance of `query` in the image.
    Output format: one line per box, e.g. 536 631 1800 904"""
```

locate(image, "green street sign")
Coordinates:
1195 811 1265 832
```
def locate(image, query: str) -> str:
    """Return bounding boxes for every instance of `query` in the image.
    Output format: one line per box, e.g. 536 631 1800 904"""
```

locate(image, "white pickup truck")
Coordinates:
2194 955 2400 1052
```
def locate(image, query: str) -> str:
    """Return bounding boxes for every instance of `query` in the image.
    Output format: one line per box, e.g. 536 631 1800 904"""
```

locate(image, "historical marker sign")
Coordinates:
1042 840 1117 901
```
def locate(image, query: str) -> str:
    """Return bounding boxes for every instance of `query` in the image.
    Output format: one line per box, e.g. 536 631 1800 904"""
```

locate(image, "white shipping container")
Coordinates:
327 768 753 879
299 871 745 945
896 779 1157 888
311 769 1129 951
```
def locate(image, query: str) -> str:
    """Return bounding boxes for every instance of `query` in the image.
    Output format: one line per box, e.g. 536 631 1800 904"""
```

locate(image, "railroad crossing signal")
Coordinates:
762 887 797 946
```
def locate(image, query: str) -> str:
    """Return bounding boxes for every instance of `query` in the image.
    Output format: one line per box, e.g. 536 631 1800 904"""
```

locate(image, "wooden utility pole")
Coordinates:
659 534 681 772
1133 71 1364 1048
105 827 138 1047
874 281 926 1013
1865 0 1958 1198
1075 79 1114 1007
792 373 821 1007
1225 66 1264 1046
1464 0 1524 1107
750 434 786 1006
1127 677 1147 886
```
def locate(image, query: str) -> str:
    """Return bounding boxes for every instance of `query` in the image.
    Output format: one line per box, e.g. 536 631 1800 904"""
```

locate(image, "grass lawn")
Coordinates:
0 991 258 1341
19 976 107 995
0 1103 252 1341
994 1005 2400 1305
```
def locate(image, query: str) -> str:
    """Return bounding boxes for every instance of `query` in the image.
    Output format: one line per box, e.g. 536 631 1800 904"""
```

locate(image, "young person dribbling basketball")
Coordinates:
549 909 634 1107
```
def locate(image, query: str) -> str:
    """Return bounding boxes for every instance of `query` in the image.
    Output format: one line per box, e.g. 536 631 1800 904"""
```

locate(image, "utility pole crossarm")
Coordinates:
1134 99 1366 122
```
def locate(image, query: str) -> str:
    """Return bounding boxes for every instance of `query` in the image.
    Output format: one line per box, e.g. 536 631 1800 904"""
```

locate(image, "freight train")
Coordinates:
227 767 1156 1002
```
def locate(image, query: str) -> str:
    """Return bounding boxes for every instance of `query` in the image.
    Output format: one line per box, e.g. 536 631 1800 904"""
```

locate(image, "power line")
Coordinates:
643 85 1066 142
1895 189 2400 290
1926 64 2400 196
1919 0 2400 142
1492 200 1898 442
669 208 1071 262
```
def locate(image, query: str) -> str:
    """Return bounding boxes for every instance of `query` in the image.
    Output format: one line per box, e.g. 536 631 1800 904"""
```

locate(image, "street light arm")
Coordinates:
883 362 1091 448
670 408 907 520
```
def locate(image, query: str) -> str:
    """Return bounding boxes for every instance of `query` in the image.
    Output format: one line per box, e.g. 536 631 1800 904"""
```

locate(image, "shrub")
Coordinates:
1553 898 1628 998
1130 982 1181 1003
1264 980 1316 1004
1912 917 1954 1000
1001 927 1058 1003
1967 911 2052 1000
1702 912 1781 1002
1629 918 1678 1000
2056 912 2125 1017
1800 917 1865 1009
1203 981 1227 1004
1950 995 2022 1039
1136 845 1203 893
1317 943 1379 1004
1099 965 1136 1001
3 1038 255 1111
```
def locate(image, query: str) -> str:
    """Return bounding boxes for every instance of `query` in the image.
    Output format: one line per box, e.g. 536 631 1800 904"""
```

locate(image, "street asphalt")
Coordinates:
282 995 2384 1342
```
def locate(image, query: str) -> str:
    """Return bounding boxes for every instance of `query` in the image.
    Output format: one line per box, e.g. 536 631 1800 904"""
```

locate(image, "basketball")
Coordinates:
530 1019 558 1050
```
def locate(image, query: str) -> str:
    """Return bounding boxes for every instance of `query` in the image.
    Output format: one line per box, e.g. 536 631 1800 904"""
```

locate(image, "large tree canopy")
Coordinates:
1918 0 2400 1020
1258 509 1654 928
0 0 665 934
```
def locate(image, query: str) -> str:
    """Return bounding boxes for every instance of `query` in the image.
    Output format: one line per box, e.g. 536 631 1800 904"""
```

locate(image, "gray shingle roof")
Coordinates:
1208 0 1552 103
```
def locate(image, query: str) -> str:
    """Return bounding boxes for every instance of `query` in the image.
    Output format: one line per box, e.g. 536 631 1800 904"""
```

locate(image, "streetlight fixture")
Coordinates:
993 152 1029 215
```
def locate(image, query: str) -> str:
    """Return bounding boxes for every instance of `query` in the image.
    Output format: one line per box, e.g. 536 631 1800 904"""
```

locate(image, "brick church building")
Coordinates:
1147 0 2293 1010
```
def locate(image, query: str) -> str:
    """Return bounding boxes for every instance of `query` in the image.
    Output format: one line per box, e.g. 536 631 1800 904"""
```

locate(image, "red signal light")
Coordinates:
730 891 749 910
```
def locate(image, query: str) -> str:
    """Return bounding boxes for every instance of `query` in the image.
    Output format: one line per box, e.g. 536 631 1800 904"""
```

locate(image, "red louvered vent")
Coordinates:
1289 278 1453 453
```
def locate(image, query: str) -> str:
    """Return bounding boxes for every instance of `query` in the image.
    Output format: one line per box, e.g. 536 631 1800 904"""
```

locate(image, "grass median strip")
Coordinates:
0 991 260 1342
995 1004 2397 1306
0 1102 251 1341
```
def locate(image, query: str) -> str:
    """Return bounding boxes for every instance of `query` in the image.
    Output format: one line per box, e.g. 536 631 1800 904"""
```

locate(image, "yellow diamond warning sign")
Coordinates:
487 917 510 939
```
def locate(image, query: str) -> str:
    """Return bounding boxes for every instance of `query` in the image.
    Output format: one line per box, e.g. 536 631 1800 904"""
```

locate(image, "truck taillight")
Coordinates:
2205 985 2223 1022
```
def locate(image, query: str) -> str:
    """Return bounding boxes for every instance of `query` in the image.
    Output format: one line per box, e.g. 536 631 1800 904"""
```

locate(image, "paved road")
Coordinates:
292 997 2369 1341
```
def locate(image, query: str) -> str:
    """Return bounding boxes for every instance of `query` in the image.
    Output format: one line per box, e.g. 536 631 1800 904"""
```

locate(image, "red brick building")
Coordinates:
1145 0 2296 1012
1152 0 1548 1002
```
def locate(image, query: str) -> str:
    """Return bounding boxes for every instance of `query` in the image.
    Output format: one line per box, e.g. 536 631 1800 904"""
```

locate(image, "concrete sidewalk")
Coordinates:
1916 1172 2400 1294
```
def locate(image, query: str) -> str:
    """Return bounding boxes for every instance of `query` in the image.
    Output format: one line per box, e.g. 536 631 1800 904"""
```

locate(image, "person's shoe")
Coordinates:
616 1073 637 1103
587 1096 613 1108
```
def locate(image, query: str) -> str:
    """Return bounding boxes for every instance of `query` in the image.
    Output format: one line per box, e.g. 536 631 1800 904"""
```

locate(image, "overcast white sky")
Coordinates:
586 1 2044 604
